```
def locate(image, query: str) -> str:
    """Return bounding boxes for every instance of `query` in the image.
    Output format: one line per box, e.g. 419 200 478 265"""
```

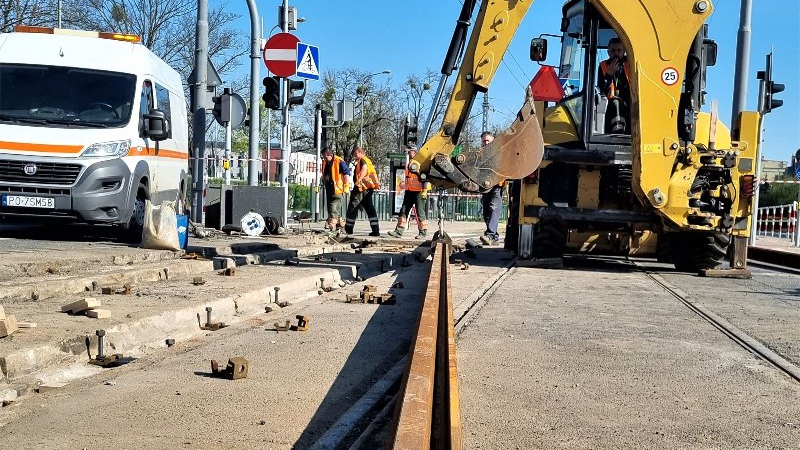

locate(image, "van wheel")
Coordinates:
120 183 147 243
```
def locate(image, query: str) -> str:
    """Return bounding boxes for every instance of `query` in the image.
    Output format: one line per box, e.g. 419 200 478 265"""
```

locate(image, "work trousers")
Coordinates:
481 185 503 239
345 188 379 234
324 184 344 229
395 190 428 231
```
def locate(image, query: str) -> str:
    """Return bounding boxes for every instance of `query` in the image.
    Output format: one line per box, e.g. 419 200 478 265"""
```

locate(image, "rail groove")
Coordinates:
386 240 463 450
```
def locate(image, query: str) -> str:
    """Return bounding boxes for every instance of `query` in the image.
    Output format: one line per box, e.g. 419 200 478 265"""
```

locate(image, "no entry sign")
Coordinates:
263 32 300 77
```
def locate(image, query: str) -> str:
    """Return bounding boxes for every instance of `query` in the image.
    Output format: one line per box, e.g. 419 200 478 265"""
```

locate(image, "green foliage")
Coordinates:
760 179 799 207
289 184 311 210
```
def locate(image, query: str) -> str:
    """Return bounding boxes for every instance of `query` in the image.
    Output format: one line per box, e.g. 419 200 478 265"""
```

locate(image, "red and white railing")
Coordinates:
756 201 800 247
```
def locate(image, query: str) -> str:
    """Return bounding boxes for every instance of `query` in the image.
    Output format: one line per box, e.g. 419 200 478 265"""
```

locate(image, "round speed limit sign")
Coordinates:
661 67 679 86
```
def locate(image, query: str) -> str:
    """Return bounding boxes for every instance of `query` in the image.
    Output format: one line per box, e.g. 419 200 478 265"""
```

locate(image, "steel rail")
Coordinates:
386 240 463 450
639 267 800 383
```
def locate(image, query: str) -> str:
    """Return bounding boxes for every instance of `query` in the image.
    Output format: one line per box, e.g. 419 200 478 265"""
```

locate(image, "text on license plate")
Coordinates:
1 195 55 209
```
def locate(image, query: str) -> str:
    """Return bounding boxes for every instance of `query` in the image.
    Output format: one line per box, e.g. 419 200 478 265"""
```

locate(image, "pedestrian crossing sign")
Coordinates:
296 43 319 80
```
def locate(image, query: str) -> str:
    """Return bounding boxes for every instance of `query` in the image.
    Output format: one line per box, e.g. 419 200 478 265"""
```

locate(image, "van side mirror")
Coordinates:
144 109 170 141
530 38 548 62
704 40 717 67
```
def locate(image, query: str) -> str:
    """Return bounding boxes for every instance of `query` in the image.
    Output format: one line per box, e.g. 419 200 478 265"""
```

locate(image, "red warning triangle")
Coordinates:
529 66 564 102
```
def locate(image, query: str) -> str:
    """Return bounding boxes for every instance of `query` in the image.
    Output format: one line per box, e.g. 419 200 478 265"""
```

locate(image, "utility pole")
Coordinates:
190 0 209 224
245 0 260 186
313 105 322 222
280 0 291 228
731 0 752 134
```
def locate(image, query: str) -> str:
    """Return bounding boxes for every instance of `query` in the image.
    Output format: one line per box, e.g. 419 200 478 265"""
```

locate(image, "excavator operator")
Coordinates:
597 37 631 134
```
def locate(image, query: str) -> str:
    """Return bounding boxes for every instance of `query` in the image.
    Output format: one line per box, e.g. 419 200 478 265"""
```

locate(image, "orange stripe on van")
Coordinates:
0 140 84 154
127 146 188 160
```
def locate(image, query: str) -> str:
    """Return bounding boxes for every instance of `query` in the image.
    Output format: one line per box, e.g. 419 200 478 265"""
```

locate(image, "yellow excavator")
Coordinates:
411 0 761 274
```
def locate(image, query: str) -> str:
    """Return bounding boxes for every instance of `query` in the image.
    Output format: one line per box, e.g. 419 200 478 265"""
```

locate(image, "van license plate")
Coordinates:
1 195 55 209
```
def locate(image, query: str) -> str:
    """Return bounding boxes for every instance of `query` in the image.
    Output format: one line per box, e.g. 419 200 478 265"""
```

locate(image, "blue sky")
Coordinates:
228 0 799 162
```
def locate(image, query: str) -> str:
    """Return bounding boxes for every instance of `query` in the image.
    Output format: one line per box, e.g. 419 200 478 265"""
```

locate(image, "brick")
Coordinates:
85 309 111 319
1 315 19 338
17 322 36 328
36 382 67 393
0 305 5 320
61 298 101 313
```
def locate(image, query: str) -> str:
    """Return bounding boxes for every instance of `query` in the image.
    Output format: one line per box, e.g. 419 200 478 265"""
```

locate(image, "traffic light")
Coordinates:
211 90 231 124
759 53 784 114
403 116 418 146
262 76 280 110
288 79 306 108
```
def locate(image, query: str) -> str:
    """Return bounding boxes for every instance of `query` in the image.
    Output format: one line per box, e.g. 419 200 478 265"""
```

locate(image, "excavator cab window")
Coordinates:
549 0 633 147
555 2 586 133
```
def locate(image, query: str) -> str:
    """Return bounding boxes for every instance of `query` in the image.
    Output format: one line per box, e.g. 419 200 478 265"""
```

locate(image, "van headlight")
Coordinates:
81 140 131 158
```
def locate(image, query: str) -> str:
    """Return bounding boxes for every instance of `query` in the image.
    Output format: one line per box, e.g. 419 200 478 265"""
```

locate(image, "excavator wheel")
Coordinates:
504 181 521 252
531 220 568 259
665 232 730 273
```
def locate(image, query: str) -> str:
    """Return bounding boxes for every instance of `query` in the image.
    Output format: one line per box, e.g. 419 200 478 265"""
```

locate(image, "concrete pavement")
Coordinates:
0 221 489 393
457 256 800 449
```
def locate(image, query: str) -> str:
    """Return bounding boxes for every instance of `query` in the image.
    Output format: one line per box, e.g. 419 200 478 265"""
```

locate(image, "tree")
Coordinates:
1 0 59 32
4 0 245 84
760 176 799 207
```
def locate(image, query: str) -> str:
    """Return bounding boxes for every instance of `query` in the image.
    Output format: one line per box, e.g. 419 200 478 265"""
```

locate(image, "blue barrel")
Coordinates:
176 214 189 249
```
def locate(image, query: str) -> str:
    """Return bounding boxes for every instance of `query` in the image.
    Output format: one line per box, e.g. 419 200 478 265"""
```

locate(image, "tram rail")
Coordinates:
385 239 463 450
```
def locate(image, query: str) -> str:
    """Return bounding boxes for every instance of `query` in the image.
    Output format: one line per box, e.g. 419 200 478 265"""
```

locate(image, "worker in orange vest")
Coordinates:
321 147 351 232
344 147 381 237
388 145 428 239
597 37 631 134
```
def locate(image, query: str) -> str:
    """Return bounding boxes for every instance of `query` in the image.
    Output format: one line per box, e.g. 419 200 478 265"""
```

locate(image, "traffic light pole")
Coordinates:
245 0 260 186
190 0 209 224
224 118 232 185
313 105 322 222
280 0 291 229
749 77 766 246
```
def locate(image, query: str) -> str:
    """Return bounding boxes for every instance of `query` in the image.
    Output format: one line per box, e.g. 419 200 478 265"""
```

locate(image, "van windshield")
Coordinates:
0 64 136 128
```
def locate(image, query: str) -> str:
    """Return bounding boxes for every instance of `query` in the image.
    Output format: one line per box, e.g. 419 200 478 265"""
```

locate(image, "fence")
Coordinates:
755 202 800 247
327 190 507 223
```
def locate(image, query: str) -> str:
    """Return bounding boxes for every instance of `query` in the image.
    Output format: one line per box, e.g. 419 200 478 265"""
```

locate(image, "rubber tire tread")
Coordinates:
531 220 567 259
668 232 730 272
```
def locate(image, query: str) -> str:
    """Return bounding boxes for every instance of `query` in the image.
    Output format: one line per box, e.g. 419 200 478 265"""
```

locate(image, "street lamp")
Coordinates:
358 69 391 148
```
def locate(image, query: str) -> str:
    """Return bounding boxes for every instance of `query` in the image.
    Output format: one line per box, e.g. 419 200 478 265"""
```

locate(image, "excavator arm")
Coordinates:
410 0 544 193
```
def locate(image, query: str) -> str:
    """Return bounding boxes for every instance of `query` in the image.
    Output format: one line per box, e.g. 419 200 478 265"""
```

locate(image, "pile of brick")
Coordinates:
61 298 111 319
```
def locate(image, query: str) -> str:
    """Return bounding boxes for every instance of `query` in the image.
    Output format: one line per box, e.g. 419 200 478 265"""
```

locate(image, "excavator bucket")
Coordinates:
443 98 544 192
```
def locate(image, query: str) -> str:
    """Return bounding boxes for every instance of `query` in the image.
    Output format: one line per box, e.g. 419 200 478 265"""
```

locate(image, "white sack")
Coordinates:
141 200 180 251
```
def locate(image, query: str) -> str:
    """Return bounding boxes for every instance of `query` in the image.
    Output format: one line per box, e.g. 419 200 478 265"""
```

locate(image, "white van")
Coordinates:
0 26 188 236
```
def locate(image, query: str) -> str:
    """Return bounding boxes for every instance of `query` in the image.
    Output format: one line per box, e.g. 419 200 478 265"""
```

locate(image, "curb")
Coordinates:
0 259 215 302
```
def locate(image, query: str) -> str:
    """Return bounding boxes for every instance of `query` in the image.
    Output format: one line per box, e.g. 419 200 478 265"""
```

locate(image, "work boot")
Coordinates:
387 228 404 238
369 227 381 237
415 230 427 240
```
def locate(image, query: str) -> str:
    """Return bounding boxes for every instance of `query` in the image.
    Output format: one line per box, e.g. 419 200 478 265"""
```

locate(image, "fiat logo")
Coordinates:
23 163 38 176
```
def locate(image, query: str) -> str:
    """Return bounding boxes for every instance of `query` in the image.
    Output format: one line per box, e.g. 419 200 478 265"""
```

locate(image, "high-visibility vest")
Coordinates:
404 166 423 192
322 155 346 195
599 59 631 100
356 155 380 190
